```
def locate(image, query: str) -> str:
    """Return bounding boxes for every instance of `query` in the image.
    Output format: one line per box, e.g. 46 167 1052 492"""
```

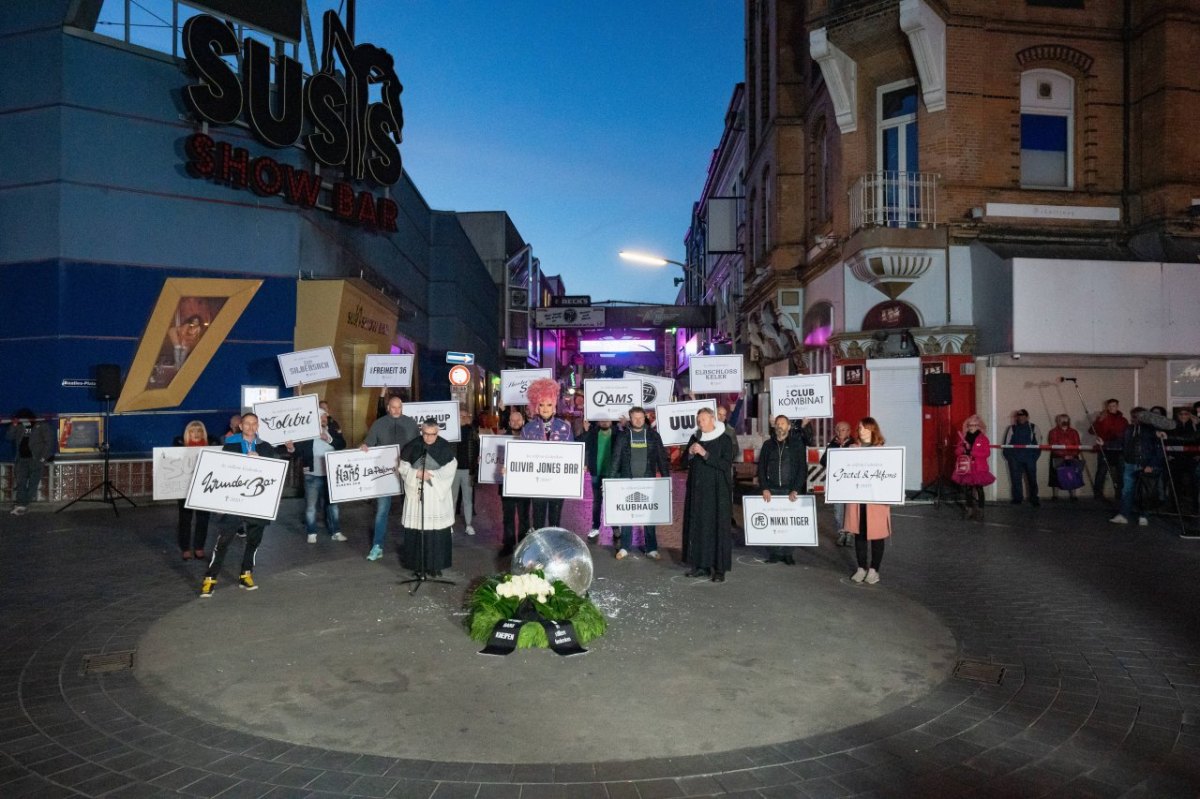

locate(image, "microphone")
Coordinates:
1058 377 1077 383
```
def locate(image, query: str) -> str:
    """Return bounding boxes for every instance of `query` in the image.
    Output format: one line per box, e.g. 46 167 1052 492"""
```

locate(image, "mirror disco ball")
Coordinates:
511 527 594 595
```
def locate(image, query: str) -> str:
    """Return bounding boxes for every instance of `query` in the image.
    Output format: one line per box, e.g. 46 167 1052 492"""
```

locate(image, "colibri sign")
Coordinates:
180 11 403 233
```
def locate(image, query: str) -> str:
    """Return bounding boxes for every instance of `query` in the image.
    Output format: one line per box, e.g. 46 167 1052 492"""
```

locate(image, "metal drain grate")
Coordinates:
954 660 1005 684
81 651 136 675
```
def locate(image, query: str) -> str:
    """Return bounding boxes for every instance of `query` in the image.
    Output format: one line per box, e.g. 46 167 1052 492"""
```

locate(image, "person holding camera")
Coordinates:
8 409 54 515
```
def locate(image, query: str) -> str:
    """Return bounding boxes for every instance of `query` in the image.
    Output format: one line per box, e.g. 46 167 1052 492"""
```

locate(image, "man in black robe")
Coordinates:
397 421 457 577
682 407 735 582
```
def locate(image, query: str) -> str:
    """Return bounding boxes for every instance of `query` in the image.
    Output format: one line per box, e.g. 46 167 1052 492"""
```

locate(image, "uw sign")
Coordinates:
180 11 403 232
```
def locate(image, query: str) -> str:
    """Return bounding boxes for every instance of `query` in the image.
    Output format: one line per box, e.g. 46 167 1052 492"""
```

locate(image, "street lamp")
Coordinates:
618 250 695 286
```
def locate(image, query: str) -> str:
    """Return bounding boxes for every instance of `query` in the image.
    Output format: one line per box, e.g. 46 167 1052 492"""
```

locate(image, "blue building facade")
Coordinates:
0 3 499 454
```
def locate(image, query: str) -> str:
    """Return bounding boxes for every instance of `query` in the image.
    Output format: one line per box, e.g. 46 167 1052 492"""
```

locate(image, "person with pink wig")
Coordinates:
951 414 995 520
520 377 575 528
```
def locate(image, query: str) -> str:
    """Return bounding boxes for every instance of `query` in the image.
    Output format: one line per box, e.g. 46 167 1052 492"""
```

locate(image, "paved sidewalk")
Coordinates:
1 486 1199 798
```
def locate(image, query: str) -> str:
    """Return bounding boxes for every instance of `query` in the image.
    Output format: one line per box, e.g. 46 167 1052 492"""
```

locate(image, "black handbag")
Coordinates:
1135 471 1162 510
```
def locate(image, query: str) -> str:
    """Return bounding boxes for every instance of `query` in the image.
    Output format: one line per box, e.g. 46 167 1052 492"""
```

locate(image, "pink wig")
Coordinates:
525 378 561 414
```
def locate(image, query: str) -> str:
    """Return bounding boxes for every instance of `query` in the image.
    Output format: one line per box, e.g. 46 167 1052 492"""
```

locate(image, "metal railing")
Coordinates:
849 171 938 232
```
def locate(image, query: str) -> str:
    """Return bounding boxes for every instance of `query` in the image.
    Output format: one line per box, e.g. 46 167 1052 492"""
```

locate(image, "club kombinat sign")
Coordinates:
180 11 402 232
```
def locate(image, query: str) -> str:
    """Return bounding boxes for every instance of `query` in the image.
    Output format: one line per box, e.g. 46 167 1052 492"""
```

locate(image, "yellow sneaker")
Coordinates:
199 577 217 598
237 572 257 591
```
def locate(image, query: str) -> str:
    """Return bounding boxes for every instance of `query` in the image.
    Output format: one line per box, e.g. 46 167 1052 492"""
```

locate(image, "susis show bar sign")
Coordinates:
179 11 403 232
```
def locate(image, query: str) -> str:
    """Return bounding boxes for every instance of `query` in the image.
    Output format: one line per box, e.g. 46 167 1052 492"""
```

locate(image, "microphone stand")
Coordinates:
399 445 454 594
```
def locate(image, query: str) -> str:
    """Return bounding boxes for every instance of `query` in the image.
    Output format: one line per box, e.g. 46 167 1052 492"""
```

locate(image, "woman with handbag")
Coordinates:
1048 414 1083 501
951 414 995 520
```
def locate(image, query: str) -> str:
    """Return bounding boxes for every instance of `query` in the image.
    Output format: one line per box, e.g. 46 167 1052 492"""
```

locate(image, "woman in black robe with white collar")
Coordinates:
681 407 735 582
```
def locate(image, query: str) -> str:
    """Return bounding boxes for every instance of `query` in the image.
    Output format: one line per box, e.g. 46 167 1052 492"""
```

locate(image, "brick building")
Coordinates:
734 0 1200 494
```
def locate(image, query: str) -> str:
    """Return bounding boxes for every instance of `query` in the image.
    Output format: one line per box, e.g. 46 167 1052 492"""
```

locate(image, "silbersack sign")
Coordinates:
180 11 403 232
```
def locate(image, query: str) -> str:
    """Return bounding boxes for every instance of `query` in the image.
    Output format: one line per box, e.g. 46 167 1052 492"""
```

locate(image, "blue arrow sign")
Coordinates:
446 351 475 365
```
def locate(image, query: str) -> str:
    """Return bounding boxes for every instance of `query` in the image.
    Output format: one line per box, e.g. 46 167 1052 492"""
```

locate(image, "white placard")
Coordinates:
362 354 414 388
533 306 606 328
477 434 510 484
602 477 673 526
324 445 402 503
404 401 462 442
254 394 321 445
583 378 641 421
277 346 340 387
741 495 819 546
502 440 586 499
824 447 907 505
183 449 289 521
653 399 718 447
501 368 553 405
689 354 744 393
770 374 833 420
624 371 675 409
152 446 221 501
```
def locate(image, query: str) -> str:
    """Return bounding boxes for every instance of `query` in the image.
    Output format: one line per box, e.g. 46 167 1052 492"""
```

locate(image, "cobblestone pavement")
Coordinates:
1 482 1198 798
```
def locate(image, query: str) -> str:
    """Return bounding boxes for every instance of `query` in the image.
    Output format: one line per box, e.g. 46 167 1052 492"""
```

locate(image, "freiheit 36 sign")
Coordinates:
180 11 403 231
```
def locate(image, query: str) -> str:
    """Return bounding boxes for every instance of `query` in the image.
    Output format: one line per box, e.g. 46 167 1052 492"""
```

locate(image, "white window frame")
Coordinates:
1020 69 1075 190
875 78 919 175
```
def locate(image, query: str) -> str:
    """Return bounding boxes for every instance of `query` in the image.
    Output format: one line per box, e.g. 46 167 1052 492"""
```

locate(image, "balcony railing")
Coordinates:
849 171 938 232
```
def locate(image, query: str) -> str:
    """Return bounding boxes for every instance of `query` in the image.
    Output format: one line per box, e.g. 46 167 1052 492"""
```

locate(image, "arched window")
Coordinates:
862 300 921 331
1020 69 1074 189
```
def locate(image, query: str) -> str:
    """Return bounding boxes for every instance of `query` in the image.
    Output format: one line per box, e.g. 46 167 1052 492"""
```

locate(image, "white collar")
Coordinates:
699 421 726 442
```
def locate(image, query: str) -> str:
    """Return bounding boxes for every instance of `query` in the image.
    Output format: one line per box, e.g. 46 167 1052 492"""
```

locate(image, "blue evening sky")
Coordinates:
342 1 745 306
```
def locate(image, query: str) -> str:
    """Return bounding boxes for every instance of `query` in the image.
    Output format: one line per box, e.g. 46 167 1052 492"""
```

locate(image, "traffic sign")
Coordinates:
446 351 475 365
449 365 472 386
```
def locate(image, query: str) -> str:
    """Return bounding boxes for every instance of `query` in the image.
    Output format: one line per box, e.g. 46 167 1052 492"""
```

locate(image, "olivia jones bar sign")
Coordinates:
179 11 402 233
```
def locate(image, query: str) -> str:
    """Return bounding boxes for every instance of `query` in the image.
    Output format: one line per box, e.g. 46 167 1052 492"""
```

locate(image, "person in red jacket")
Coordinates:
951 414 995 520
1048 414 1082 501
1090 399 1128 501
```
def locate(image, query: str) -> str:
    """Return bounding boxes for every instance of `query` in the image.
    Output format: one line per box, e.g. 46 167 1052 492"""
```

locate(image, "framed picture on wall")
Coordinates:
58 416 103 453
843 365 865 386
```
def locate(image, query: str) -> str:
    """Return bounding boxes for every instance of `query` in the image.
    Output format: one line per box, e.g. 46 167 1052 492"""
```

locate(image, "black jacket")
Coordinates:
287 428 347 472
609 425 670 479
757 432 809 493
456 424 480 476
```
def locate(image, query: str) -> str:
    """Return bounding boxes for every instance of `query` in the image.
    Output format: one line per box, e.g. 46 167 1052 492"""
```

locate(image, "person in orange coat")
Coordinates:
846 417 892 585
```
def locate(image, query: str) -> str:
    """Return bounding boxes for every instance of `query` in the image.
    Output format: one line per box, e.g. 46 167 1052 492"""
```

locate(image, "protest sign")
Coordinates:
477 434 509 484
253 394 321 445
770 374 833 419
502 440 586 499
361 354 414 388
623 371 675 409
689 354 744 393
824 447 907 505
741 494 819 546
403 401 461 442
654 399 717 447
583 378 641 421
324 445 402 503
184 449 289 521
602 477 673 526
152 446 221 501
277 346 340 387
500 369 553 406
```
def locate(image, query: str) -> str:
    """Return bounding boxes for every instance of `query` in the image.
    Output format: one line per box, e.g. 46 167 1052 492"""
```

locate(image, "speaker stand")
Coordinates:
57 399 136 517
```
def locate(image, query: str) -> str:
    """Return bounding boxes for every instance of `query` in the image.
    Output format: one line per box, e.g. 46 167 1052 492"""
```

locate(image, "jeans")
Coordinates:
373 494 393 548
451 469 474 526
832 501 846 531
590 475 604 529
1005 456 1039 503
1120 464 1158 519
304 474 339 534
1094 450 1124 498
616 525 657 552
13 458 41 505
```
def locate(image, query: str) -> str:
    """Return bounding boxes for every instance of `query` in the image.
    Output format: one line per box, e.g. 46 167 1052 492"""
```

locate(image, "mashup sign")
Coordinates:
502 441 586 499
184 450 289 521
654 399 717 447
741 495 819 546
824 447 907 505
583 378 641 421
769 374 833 419
602 478 673 527
500 368 553 406
253 394 322 445
403 401 462 443
361 354 414 388
324 446 402 503
180 10 404 233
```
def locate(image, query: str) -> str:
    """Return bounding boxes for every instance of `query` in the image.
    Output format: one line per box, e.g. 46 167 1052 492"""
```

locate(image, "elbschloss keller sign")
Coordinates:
180 11 403 233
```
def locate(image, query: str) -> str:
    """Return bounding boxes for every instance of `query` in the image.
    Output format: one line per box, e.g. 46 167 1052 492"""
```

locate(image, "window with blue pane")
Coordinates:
1020 69 1074 188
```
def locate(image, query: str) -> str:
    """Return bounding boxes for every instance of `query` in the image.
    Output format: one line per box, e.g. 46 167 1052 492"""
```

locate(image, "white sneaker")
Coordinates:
865 569 880 585
851 568 867 583
1138 517 1149 527
306 534 317 544
615 548 628 560
587 529 600 541
10 506 27 516
465 525 476 536
646 550 661 560
331 532 348 542
1109 514 1129 524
